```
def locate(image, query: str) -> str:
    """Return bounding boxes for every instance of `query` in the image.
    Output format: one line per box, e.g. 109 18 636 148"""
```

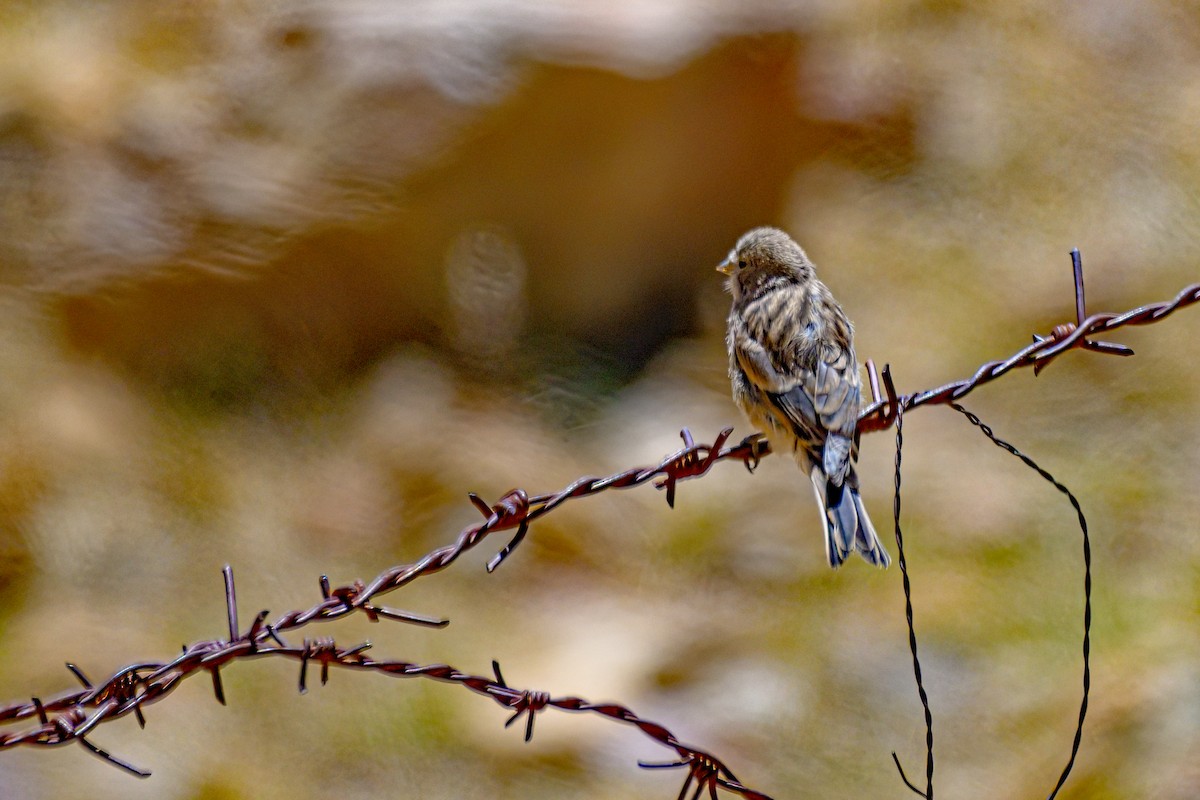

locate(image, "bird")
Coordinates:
718 226 890 569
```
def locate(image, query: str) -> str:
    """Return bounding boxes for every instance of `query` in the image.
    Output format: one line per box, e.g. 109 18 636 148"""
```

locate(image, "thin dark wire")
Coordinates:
890 405 934 800
948 403 1091 800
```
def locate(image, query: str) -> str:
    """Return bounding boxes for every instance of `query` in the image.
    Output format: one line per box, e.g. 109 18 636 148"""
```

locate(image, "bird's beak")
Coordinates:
716 257 735 276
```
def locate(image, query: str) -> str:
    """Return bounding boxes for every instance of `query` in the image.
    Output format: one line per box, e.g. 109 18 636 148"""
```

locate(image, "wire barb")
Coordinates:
471 489 532 572
53 708 151 778
1033 249 1134 376
486 661 550 742
223 565 239 642
654 427 733 507
638 749 772 800
297 638 373 694
858 361 899 435
74 727 151 779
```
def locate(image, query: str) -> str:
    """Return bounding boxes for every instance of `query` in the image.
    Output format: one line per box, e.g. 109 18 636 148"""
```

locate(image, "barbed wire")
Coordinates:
0 251 1195 795
856 251 1200 430
0 565 769 797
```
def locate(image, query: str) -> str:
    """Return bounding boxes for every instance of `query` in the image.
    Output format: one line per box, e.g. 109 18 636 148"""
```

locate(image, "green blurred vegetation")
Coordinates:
1 2 1199 799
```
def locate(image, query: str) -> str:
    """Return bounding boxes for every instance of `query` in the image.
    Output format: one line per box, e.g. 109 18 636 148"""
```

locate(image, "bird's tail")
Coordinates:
809 466 890 569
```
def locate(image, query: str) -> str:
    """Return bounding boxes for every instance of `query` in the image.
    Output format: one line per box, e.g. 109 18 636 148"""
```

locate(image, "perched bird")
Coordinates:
718 227 890 569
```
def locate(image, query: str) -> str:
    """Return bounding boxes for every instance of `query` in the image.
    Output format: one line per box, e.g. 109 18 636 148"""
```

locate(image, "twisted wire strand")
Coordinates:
948 403 1091 800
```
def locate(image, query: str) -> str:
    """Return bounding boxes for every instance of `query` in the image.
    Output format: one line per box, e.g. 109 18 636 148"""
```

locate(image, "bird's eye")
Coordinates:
737 260 747 269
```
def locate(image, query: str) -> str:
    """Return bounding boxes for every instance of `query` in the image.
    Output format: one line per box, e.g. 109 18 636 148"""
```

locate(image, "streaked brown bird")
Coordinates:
718 227 890 569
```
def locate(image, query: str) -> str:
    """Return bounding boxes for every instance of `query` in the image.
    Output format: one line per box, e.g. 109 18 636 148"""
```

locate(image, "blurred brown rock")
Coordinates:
0 3 903 397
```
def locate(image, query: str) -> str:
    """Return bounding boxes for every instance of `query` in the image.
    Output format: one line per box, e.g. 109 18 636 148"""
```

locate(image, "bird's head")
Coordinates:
717 226 814 301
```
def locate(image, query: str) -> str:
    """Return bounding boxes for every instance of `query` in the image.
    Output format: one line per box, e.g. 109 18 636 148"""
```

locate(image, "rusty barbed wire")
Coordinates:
856 251 1199 430
0 566 772 798
0 422 757 786
0 251 1195 793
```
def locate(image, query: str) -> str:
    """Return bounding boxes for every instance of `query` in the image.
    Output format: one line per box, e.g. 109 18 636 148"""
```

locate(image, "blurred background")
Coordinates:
1 1 1198 798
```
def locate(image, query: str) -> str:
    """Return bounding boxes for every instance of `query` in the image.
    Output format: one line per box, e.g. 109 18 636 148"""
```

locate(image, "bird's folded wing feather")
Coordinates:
813 348 859 438
765 345 860 481
767 380 823 447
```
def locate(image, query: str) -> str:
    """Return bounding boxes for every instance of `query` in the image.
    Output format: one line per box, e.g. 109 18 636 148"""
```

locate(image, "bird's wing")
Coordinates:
766 343 860 482
766 378 824 450
732 323 790 393
812 344 860 439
